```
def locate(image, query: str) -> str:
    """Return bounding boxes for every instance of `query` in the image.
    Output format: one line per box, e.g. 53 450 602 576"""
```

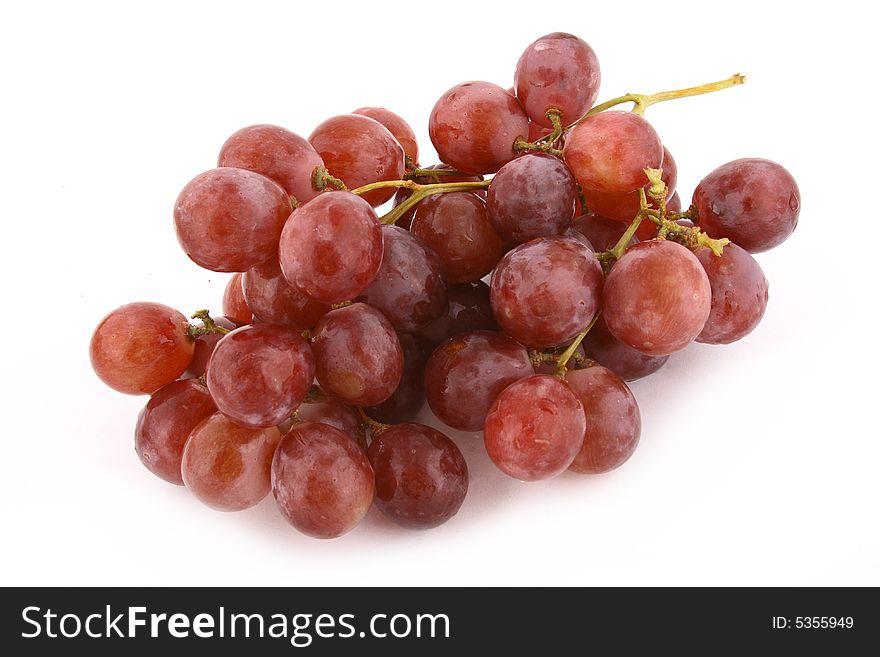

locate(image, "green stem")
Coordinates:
357 407 389 436
349 179 492 225
556 314 601 377
187 309 231 341
312 165 348 192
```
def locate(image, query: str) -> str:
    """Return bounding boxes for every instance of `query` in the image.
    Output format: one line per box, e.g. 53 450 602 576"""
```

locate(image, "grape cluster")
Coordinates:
90 32 799 539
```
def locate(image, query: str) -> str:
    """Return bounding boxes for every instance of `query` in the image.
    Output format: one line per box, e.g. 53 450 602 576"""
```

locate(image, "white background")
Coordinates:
2 0 877 586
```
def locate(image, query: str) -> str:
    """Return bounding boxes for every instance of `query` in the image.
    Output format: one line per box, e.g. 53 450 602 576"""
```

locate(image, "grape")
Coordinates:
563 227 595 251
603 240 711 355
694 243 769 344
667 191 683 214
272 422 374 539
278 191 383 305
693 158 800 253
411 192 502 284
429 81 529 174
491 235 603 348
243 256 330 329
90 302 194 395
352 107 419 164
563 111 663 193
514 32 601 128
290 395 367 451
181 315 239 380
222 273 252 325
393 165 485 229
583 315 669 381
173 168 292 272
217 124 324 204
311 303 403 407
418 281 498 350
424 331 532 432
566 366 641 474
368 423 468 529
181 412 281 512
308 114 405 207
357 225 447 332
206 324 315 428
134 379 217 485
365 333 426 424
486 153 578 246
570 212 639 251
484 374 585 481
527 121 554 142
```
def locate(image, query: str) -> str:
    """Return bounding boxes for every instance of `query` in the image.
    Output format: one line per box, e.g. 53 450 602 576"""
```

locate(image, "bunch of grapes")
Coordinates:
90 32 799 539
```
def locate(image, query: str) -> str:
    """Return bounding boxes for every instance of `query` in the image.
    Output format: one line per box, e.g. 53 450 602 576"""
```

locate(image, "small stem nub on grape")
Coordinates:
357 407 389 437
514 109 565 157
187 309 231 341
312 165 348 192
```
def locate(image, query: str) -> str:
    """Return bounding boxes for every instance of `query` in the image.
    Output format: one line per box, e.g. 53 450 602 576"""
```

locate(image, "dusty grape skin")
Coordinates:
411 192 502 284
181 412 281 512
570 212 639 251
291 396 367 451
181 315 239 380
566 366 641 474
352 107 419 164
311 303 403 407
206 324 315 429
418 281 498 350
243 256 330 329
308 114 405 207
357 226 447 332
90 302 194 395
429 81 530 174
134 379 218 485
563 111 663 193
694 243 769 345
217 124 324 205
424 331 532 432
278 192 383 305
222 273 252 325
490 236 603 348
173 168 292 272
365 333 426 424
272 423 375 539
368 423 468 529
484 375 585 481
583 315 668 381
514 32 601 128
487 153 578 247
693 158 800 253
603 240 711 356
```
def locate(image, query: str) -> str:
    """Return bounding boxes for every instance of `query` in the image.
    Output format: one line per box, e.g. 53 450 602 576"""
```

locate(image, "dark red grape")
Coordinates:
90 302 194 395
368 423 468 529
181 315 238 380
418 281 498 350
174 168 292 272
291 395 367 451
566 366 641 474
243 256 330 329
583 315 668 381
352 106 419 164
484 374 585 481
365 333 426 424
272 422 374 539
222 273 252 325
206 324 314 428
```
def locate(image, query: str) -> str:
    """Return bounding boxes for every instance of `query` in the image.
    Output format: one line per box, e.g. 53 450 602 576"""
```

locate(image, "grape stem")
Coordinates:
556 314 601 377
187 309 231 341
349 179 492 225
312 165 348 192
357 407 389 437
514 108 565 156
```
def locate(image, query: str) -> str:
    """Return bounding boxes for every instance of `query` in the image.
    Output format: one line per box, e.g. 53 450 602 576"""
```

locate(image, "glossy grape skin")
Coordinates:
429 81 529 174
583 315 669 381
563 111 663 193
352 107 419 164
291 396 367 451
309 114 405 207
566 366 641 474
278 191 383 305
181 315 239 380
603 240 711 356
311 303 403 407
217 124 324 204
206 324 315 428
491 235 603 348
174 168 292 272
134 379 217 485
368 423 468 529
694 243 769 345
243 256 330 329
357 225 447 332
418 281 498 350
365 333 426 424
411 192 502 283
693 158 800 253
272 422 374 539
90 302 194 395
570 212 639 252
222 273 252 325
181 412 281 512
514 32 601 128
484 375 585 481
487 153 578 246
424 331 532 432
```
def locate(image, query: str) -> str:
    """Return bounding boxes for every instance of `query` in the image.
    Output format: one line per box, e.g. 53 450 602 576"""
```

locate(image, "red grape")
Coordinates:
291 395 367 451
243 256 330 329
222 273 252 325
364 333 426 424
90 302 194 395
583 315 668 381
352 106 419 164
181 315 238 380
570 212 639 251
418 281 498 350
